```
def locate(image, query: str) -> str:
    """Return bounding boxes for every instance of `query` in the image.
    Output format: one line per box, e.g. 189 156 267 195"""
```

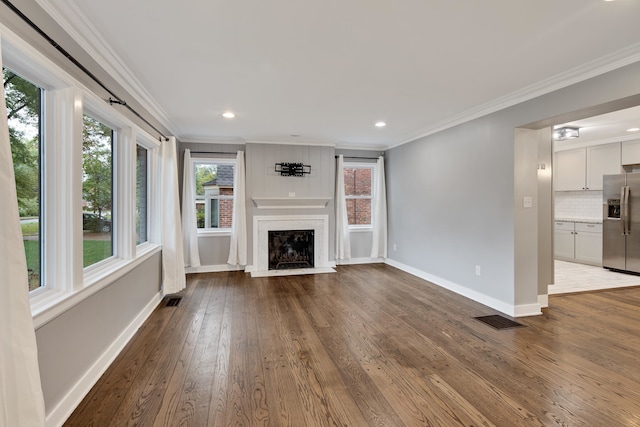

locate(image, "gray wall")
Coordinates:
386 61 640 314
36 252 162 416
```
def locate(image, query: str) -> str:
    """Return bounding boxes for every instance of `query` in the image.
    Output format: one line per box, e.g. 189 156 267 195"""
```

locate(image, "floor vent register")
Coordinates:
165 297 182 307
474 314 525 330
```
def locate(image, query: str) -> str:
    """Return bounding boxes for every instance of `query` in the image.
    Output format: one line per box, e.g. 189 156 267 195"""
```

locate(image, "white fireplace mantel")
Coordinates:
247 214 335 277
252 197 331 209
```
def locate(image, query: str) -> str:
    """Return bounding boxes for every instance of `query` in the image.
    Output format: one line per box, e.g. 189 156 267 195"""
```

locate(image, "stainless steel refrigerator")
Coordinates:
603 173 640 273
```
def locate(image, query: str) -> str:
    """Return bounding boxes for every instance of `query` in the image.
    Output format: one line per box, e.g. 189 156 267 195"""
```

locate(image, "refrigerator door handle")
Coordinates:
626 186 631 235
623 186 631 235
621 187 627 235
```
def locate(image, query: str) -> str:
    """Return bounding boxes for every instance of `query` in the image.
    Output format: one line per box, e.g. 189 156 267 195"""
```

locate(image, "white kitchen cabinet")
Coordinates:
554 221 576 259
554 221 602 266
621 139 640 165
554 143 620 191
554 149 586 191
574 223 602 265
586 143 621 190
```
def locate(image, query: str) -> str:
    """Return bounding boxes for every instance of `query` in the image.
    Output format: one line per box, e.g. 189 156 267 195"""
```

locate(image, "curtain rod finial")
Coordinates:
108 97 126 106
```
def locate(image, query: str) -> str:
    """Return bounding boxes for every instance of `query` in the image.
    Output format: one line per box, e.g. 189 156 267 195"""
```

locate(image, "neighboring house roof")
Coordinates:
203 165 234 187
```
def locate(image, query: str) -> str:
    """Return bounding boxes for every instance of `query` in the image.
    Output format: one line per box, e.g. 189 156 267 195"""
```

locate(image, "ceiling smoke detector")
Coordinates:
553 126 580 141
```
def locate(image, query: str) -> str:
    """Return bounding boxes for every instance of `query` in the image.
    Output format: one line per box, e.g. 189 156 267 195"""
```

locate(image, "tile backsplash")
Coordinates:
555 191 603 221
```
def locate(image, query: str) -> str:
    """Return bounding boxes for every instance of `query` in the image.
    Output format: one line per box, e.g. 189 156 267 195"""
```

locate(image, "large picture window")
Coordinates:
3 29 162 323
4 67 43 291
193 160 235 230
344 165 373 226
82 114 114 266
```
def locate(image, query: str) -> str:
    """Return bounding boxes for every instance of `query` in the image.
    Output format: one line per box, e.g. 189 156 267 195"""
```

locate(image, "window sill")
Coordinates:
348 226 373 233
197 229 232 237
31 244 162 329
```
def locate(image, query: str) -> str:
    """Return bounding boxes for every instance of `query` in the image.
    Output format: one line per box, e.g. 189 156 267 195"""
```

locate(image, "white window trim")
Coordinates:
344 162 376 231
1 24 162 324
192 157 236 234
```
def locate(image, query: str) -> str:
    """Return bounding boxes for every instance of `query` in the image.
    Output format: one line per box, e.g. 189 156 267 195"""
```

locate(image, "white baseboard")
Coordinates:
538 294 549 308
336 257 385 265
185 264 245 274
514 303 543 317
45 291 164 427
385 258 541 318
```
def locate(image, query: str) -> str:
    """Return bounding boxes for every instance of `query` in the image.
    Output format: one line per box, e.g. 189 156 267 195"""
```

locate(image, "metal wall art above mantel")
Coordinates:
275 162 311 177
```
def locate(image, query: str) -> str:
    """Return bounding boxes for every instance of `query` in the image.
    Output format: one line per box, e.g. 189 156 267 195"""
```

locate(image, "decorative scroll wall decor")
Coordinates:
275 162 311 177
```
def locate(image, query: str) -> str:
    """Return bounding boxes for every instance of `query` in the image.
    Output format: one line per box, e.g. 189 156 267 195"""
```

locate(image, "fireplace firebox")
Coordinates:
268 230 314 270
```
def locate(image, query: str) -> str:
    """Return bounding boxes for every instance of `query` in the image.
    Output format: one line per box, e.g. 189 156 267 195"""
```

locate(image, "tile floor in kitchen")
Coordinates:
550 260 640 294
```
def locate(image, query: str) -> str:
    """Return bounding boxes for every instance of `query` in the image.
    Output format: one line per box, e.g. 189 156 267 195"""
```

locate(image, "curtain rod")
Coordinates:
188 151 238 155
335 155 382 160
1 0 170 142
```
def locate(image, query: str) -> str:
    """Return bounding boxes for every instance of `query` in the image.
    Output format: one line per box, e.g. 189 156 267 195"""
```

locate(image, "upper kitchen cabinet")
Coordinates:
621 139 640 165
554 143 621 191
587 143 621 190
554 148 585 191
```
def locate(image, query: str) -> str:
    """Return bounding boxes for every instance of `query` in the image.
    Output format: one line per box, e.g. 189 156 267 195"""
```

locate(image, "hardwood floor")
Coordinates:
64 264 640 426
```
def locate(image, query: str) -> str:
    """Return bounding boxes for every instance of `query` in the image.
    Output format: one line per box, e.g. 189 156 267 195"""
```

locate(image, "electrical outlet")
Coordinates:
393 243 397 251
475 265 481 276
288 192 295 197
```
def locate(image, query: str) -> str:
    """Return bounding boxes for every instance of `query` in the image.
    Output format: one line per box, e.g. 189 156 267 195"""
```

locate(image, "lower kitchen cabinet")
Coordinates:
574 223 602 264
554 221 602 266
554 222 575 259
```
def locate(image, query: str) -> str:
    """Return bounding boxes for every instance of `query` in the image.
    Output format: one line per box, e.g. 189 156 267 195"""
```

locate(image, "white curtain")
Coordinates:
0 39 46 427
228 151 247 265
335 154 351 260
370 156 388 259
181 149 201 268
160 137 186 294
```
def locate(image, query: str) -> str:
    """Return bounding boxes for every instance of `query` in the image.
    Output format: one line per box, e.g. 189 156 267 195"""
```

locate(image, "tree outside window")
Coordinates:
4 68 42 291
194 161 234 229
82 114 113 266
136 145 148 245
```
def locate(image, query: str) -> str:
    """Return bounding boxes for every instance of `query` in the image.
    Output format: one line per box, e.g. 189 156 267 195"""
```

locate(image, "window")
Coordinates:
82 114 113 266
4 67 43 291
136 145 148 244
194 160 235 230
344 165 373 226
3 27 162 323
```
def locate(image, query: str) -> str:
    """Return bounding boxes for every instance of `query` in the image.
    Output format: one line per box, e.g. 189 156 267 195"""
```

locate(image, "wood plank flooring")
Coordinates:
64 264 640 426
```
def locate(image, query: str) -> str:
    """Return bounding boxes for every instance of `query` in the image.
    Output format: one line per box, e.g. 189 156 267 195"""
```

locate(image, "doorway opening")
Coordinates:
551 105 640 293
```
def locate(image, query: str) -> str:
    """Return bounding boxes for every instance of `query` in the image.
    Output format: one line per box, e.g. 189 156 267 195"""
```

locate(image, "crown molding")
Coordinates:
245 139 337 148
334 142 388 151
35 0 181 136
179 137 247 145
390 42 640 150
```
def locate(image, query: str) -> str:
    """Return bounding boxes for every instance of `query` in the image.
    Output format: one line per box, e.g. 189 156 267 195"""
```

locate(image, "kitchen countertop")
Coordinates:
555 217 602 224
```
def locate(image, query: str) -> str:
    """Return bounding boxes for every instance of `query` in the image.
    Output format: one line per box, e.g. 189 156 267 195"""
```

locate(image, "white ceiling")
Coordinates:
555 105 640 148
37 0 640 149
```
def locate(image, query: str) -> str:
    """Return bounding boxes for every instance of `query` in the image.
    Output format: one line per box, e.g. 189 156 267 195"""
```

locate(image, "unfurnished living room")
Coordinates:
2 1 640 426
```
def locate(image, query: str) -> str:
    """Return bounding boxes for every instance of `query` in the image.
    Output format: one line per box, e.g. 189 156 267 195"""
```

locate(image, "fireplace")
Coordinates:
268 230 314 270
250 215 334 277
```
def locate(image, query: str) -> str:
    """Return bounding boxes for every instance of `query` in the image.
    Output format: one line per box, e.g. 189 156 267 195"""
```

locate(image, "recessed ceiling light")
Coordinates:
627 127 640 132
222 111 235 119
375 121 386 128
